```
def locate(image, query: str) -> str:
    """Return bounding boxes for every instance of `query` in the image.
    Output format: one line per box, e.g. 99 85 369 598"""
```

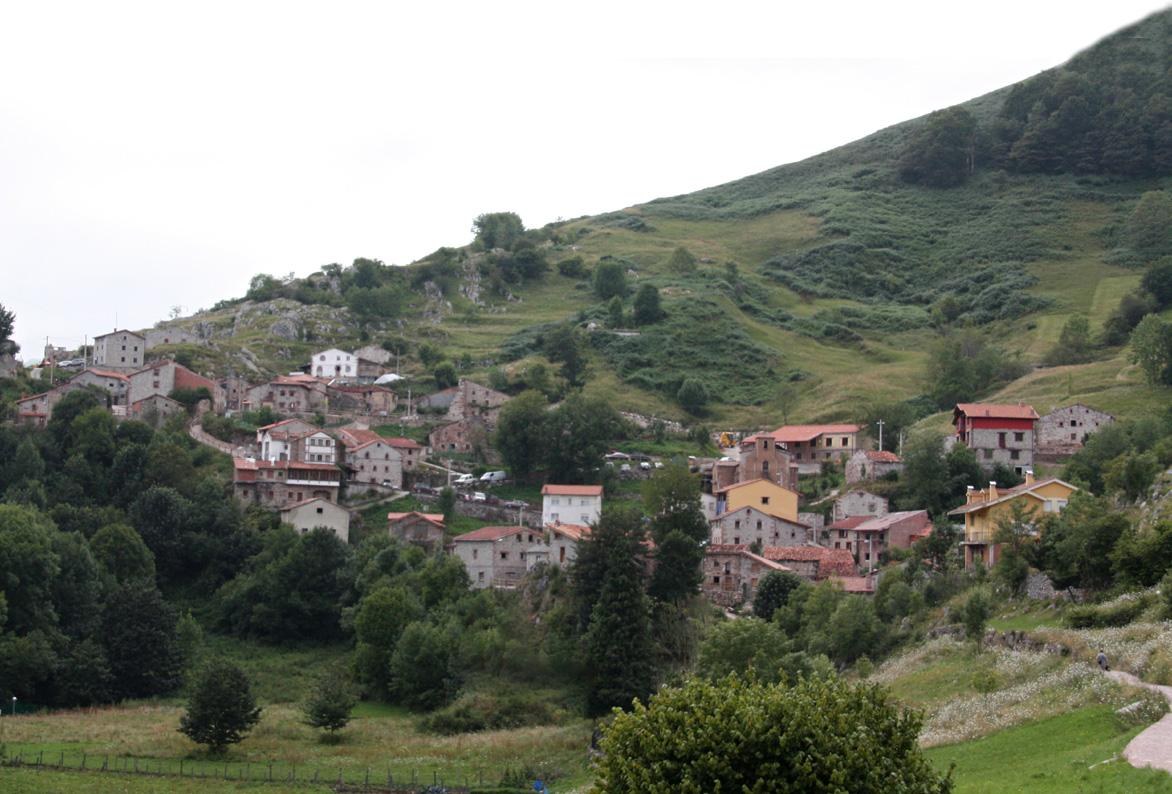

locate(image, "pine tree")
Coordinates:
178 658 262 753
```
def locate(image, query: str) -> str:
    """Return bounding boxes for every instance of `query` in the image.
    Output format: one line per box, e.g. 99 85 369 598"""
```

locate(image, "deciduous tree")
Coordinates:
178 658 262 753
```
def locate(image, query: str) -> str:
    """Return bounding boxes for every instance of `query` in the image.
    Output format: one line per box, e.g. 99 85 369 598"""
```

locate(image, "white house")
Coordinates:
541 484 603 527
280 498 351 543
256 418 336 464
311 348 356 379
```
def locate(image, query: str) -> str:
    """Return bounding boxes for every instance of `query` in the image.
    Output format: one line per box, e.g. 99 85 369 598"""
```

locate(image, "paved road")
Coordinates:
1107 670 1172 773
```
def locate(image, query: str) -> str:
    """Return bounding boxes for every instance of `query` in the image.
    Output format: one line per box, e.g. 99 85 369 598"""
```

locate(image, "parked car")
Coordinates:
479 470 508 485
471 491 488 502
380 479 395 488
639 461 651 471
654 461 664 469
503 499 528 509
453 473 476 487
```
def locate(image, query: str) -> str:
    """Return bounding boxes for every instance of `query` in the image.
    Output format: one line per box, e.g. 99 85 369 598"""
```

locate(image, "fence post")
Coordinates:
180 759 183 777
268 762 273 781
365 767 370 786
81 753 86 770
103 754 108 771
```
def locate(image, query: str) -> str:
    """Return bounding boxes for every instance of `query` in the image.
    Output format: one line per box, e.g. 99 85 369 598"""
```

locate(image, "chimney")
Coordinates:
966 485 977 504
988 481 998 500
1024 469 1035 486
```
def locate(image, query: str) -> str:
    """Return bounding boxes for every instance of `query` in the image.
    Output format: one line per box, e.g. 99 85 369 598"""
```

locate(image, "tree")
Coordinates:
542 324 588 389
593 675 952 793
0 504 61 634
302 667 356 736
753 570 803 621
347 285 405 328
925 332 1024 409
492 390 548 480
1043 315 1094 366
960 589 991 647
593 259 628 300
541 393 621 483
178 658 262 753
433 361 457 389
437 487 456 522
696 619 800 684
647 530 702 604
607 296 624 328
667 246 697 274
901 431 950 516
353 585 424 697
1125 191 1172 257
102 580 183 699
826 596 884 666
90 523 156 585
1130 315 1172 385
1039 494 1127 589
899 106 977 187
388 621 458 710
472 212 524 251
632 284 663 326
1143 259 1172 309
676 379 709 415
0 302 15 354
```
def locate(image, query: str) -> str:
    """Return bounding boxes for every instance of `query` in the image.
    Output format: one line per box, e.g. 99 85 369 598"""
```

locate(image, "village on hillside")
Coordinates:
9 326 1116 612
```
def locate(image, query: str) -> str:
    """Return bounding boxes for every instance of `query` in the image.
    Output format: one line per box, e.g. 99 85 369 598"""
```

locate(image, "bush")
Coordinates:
593 676 952 793
1065 592 1154 628
418 691 565 735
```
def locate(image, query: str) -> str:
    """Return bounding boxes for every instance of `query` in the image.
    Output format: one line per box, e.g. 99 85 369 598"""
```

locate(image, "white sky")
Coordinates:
2 1 1167 359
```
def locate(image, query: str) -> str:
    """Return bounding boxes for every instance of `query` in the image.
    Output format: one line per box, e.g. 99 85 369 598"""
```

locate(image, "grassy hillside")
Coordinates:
157 10 1171 429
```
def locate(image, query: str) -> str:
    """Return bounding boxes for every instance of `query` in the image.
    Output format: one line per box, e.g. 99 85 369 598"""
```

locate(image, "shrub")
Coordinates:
418 691 564 735
1065 592 1154 628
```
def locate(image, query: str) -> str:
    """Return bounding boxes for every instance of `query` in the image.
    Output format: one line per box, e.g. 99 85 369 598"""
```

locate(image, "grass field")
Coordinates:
926 705 1172 793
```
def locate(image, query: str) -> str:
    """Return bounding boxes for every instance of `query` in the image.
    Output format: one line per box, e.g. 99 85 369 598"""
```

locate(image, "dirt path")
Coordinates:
1107 670 1172 773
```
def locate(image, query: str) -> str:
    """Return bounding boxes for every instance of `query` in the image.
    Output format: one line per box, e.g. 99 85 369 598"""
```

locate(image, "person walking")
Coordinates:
1097 649 1110 671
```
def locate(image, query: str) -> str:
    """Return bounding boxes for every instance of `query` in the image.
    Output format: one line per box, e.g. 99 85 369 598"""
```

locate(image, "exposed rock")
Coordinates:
270 318 298 340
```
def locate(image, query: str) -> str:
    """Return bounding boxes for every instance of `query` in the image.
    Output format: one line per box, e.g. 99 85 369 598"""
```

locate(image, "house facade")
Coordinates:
762 545 858 580
826 510 932 569
257 419 336 463
447 379 510 422
335 427 404 489
832 490 890 522
232 458 342 506
92 330 146 371
246 375 329 415
128 394 186 427
310 348 356 379
127 360 224 412
709 505 811 547
702 544 792 608
16 387 68 427
714 479 800 523
948 472 1078 570
1037 404 1114 453
541 484 603 527
280 498 351 543
953 403 1039 475
328 384 396 416
68 368 131 405
387 512 446 553
711 434 798 492
452 525 544 588
428 416 490 456
757 424 862 473
844 449 904 484
546 522 591 567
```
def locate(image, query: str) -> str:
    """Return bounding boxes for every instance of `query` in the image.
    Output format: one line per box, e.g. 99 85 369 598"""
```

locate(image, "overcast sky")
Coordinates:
2 1 1167 360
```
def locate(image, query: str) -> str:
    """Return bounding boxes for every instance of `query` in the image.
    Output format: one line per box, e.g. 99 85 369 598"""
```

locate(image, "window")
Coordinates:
998 432 1007 448
316 507 323 514
551 497 560 506
1014 432 1025 443
733 536 740 544
756 520 762 530
580 514 590 523
1010 449 1020 460
478 571 484 582
761 496 770 506
983 449 993 459
500 552 508 560
734 520 741 529
842 438 848 446
713 576 721 584
472 549 478 559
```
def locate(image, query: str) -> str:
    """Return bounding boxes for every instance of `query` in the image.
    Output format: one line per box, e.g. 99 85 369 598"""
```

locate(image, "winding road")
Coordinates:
1107 670 1172 773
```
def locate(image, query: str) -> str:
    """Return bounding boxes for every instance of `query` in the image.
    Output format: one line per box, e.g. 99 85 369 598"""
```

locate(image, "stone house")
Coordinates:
144 328 199 348
68 368 131 405
328 384 397 416
232 458 342 506
310 348 356 380
545 522 591 567
948 472 1077 570
844 449 904 484
334 427 404 489
127 360 224 412
752 424 862 474
92 329 146 371
388 512 446 553
452 525 544 589
709 505 811 547
702 545 793 608
416 386 459 414
1037 404 1114 454
711 434 798 492
541 484 603 527
826 510 933 569
761 546 858 580
428 416 490 456
384 436 423 471
832 490 890 522
128 394 186 427
447 379 510 423
714 479 800 523
280 498 351 543
15 387 68 427
953 402 1039 475
246 375 329 415
220 376 251 412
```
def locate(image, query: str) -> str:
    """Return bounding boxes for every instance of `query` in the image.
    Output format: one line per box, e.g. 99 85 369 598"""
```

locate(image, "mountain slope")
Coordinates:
158 9 1172 429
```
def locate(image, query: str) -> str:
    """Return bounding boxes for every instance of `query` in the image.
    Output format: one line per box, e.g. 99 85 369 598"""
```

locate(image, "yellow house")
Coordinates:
715 478 800 523
948 472 1077 570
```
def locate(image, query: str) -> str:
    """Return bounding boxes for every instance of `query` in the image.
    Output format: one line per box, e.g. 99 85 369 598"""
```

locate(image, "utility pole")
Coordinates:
875 419 885 451
899 430 906 458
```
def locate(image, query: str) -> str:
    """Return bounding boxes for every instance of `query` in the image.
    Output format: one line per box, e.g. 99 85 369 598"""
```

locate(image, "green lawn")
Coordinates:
927 705 1172 793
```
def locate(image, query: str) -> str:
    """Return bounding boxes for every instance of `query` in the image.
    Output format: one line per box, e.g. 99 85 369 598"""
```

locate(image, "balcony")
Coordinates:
964 530 997 545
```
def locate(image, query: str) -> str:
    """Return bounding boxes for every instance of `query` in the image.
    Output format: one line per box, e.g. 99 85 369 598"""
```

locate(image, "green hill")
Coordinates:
160 9 1172 429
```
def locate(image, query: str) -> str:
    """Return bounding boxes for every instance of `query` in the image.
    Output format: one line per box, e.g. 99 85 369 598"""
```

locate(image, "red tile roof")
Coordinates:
452 525 529 542
384 436 423 450
542 484 603 496
762 546 856 578
81 368 130 381
705 544 792 571
954 403 1039 421
768 424 862 443
831 576 875 594
861 450 902 463
387 512 445 527
828 515 870 531
548 522 592 541
947 479 1076 516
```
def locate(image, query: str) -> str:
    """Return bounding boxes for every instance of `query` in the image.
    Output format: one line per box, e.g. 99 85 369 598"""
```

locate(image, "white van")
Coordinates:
480 470 508 485
453 473 476 487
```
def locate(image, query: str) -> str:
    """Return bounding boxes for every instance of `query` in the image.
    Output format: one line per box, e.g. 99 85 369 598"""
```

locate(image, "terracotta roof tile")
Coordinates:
541 484 603 496
452 525 529 542
768 424 862 443
954 403 1039 420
